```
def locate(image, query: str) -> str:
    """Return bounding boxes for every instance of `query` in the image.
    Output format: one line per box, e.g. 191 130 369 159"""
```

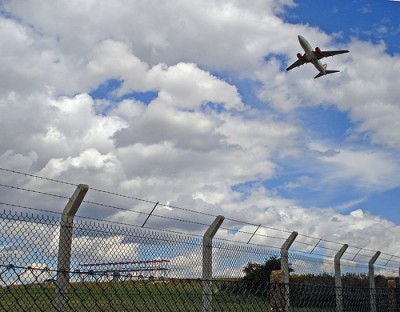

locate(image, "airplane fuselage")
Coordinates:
286 35 349 78
298 35 326 75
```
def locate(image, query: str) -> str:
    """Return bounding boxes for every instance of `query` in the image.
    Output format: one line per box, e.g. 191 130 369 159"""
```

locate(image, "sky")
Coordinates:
1 0 400 258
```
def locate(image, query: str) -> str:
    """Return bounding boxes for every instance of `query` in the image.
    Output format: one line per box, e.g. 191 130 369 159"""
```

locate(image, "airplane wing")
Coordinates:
286 59 305 71
286 49 349 71
316 50 349 60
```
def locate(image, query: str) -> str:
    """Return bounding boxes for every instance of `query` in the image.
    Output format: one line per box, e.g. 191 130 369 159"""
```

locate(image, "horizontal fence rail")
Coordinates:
0 168 400 311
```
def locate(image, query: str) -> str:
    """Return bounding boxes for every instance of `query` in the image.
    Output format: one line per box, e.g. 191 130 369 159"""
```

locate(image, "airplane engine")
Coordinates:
297 53 303 60
315 47 322 55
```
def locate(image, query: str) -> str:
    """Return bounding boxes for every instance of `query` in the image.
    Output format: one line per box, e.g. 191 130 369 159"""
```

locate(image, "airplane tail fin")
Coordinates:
314 70 340 79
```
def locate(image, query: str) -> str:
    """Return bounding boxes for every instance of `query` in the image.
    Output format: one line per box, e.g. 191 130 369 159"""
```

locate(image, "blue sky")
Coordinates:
240 0 400 224
285 0 400 52
1 0 400 258
277 0 400 222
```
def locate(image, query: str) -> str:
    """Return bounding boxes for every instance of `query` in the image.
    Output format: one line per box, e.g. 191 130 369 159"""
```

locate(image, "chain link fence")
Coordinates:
1 208 400 311
1 169 400 311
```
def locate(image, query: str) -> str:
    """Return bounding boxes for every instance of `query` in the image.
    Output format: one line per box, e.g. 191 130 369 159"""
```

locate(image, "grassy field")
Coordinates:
0 279 335 311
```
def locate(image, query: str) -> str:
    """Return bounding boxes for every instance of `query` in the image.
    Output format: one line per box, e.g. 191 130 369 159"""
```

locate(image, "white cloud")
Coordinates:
19 263 53 284
350 209 364 218
39 148 118 179
1 0 400 264
71 235 139 264
0 150 38 173
86 40 150 93
266 39 400 151
308 141 400 191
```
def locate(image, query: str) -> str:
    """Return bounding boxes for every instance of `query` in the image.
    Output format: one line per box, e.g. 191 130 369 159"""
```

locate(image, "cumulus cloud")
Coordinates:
262 38 400 150
0 0 400 263
307 141 400 191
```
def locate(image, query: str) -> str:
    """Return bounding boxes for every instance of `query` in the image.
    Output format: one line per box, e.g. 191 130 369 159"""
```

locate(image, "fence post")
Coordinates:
334 244 348 312
369 251 381 312
388 280 397 312
280 231 298 312
54 184 89 312
202 215 224 312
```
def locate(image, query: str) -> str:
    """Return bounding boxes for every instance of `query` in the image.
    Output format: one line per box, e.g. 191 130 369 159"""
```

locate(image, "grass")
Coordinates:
0 279 335 311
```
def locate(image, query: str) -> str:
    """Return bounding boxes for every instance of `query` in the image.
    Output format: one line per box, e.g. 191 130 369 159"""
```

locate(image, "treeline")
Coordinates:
220 257 400 310
290 272 396 288
241 256 398 288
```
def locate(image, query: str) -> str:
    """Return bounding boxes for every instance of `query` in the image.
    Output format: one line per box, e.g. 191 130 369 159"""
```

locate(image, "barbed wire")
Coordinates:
0 167 76 186
0 183 70 200
0 202 63 217
1 167 400 267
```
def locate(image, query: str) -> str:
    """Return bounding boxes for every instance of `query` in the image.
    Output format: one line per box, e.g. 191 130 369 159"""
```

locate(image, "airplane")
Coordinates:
286 35 349 79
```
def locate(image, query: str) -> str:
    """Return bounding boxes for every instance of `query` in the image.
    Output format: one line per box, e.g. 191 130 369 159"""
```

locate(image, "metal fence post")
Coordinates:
334 244 348 312
54 184 89 312
202 215 224 312
280 231 298 312
369 251 381 312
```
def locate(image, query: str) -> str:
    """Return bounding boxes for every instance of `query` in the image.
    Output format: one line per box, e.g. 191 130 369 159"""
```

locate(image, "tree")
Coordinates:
235 256 294 297
242 256 285 284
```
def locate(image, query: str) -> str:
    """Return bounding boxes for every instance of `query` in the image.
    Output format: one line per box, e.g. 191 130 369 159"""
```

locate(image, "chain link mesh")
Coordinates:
1 209 400 311
1 169 400 312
